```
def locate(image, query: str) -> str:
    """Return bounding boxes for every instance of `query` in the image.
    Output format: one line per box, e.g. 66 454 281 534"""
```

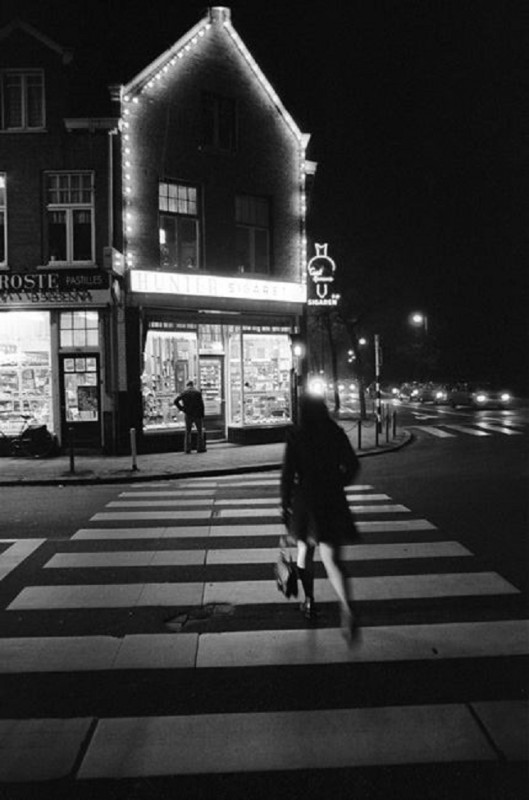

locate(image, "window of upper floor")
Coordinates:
235 194 270 275
45 171 95 265
0 174 6 267
159 180 200 270
202 92 237 153
1 69 45 131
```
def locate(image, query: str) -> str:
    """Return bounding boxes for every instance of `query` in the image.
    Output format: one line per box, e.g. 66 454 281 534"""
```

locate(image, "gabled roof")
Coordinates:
122 6 307 146
0 18 73 63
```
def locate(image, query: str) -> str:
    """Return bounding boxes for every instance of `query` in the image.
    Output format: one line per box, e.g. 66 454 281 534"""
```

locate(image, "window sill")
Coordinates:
0 128 47 134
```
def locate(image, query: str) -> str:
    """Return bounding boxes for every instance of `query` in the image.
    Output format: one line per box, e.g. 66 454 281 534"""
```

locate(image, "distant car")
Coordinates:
446 382 513 409
432 384 450 405
397 382 421 401
413 382 439 403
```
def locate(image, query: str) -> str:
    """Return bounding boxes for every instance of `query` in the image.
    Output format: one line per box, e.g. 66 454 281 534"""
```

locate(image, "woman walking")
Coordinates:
280 394 360 642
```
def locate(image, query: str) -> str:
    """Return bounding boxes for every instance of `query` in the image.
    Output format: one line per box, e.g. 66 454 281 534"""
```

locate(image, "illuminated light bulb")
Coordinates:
123 122 130 128
125 147 131 154
123 95 130 103
177 52 184 59
123 109 130 116
132 97 139 103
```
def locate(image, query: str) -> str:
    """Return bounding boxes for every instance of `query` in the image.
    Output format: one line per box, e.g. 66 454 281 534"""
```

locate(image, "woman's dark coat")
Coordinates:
280 417 360 545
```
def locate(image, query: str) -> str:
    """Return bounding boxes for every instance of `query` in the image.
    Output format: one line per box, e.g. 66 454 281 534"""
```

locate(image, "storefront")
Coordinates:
0 270 115 452
128 270 306 448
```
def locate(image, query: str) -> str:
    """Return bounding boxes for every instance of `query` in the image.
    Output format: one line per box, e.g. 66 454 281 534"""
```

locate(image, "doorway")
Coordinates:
59 354 101 449
199 356 225 436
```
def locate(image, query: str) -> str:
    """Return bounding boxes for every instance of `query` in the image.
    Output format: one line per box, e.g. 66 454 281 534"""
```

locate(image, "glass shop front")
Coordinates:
141 321 294 440
0 309 105 451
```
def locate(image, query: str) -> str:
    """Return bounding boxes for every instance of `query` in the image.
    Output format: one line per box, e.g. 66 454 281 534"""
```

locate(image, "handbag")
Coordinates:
273 534 298 599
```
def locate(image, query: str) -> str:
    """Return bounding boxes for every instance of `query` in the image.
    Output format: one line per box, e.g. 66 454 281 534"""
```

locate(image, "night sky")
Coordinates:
2 1 527 390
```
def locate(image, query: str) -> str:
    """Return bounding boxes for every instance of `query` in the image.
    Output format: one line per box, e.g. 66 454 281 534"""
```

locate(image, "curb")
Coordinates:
0 432 413 487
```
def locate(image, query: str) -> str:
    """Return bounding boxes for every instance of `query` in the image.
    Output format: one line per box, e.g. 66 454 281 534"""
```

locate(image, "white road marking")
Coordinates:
0 539 45 581
0 718 93 782
90 511 211 521
7 571 517 611
442 425 491 437
1 620 527 674
411 426 456 438
77 704 501 778
472 422 522 436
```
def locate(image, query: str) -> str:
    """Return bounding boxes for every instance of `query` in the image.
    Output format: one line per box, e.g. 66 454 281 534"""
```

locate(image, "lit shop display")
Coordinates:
141 323 292 432
0 311 53 434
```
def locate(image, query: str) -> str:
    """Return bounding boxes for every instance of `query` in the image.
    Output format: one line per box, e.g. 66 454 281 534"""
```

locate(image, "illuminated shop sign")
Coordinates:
307 243 340 307
0 270 111 307
130 270 306 304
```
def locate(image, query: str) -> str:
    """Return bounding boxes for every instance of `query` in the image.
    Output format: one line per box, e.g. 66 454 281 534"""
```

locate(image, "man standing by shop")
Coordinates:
174 380 206 453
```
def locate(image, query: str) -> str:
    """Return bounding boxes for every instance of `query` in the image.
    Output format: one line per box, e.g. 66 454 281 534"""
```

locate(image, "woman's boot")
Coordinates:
297 566 315 619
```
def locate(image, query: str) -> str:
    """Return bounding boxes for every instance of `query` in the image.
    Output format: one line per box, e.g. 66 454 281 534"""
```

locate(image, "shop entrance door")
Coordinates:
59 354 101 449
199 356 225 436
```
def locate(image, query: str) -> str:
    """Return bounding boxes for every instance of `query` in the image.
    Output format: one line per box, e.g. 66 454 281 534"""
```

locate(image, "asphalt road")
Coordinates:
2 403 527 594
0 405 527 798
362 402 529 596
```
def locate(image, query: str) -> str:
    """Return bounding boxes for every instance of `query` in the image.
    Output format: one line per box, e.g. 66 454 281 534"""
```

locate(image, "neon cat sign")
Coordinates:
307 243 340 306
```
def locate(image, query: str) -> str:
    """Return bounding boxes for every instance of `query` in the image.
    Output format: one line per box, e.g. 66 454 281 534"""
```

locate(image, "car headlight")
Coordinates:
436 391 446 400
476 393 487 403
501 393 511 402
411 389 418 396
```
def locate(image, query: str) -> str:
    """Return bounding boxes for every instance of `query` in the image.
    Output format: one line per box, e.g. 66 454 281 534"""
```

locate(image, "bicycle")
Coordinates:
0 414 58 458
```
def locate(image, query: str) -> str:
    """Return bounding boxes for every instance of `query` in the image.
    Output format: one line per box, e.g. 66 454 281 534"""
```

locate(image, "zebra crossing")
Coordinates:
409 419 526 439
1 473 528 787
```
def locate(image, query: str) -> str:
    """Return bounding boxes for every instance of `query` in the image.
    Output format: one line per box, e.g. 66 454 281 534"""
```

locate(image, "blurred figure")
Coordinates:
280 395 360 643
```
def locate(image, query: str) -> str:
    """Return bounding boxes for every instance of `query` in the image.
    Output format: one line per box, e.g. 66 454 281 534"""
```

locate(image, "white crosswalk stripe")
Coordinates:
2 473 527 784
411 422 526 439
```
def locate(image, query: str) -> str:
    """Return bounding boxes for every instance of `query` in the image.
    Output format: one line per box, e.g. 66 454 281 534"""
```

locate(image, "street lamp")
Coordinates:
410 312 428 334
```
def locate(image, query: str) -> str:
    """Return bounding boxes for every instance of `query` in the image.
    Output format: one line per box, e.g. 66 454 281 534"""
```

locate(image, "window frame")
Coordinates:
1 69 45 131
0 173 6 267
235 194 271 275
45 171 95 266
159 179 201 271
59 310 100 349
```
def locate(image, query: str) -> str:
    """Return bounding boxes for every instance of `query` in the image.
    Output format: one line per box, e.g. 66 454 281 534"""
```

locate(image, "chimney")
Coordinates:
209 7 231 24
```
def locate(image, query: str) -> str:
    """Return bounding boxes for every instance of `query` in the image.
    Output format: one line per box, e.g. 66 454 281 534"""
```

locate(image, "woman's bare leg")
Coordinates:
319 542 350 611
296 540 315 615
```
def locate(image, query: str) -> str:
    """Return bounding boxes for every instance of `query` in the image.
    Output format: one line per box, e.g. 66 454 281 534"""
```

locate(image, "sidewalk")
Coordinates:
0 419 411 486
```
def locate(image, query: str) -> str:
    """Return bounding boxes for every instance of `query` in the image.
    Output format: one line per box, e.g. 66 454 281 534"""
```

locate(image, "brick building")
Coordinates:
119 6 315 450
0 7 315 455
0 19 125 453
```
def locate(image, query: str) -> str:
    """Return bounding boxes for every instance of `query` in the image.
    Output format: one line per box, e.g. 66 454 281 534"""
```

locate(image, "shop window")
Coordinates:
159 181 199 270
236 195 270 274
142 329 198 430
241 333 291 425
46 172 94 264
0 174 6 265
0 311 52 434
60 311 99 348
227 328 242 425
202 93 237 152
1 70 45 130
